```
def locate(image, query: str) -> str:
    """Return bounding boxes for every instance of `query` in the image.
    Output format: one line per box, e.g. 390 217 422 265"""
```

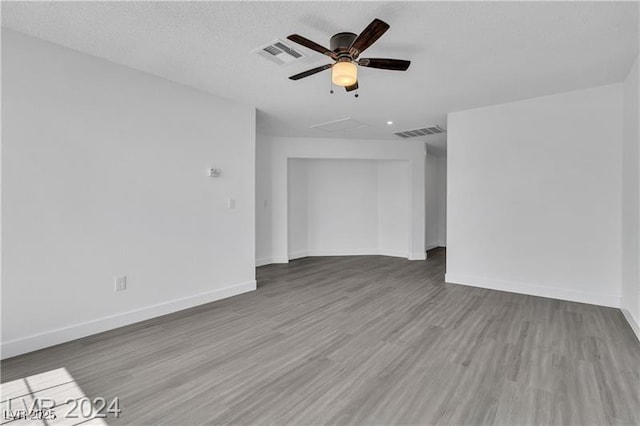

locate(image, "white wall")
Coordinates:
285 159 410 259
378 160 411 257
447 84 623 307
437 158 447 246
306 159 381 256
289 159 381 257
1 30 256 358
621 56 640 337
256 135 425 264
256 135 275 265
287 159 309 258
425 152 447 249
255 136 272 265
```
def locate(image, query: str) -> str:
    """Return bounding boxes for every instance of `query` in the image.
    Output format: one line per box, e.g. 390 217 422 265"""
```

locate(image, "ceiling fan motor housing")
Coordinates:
330 32 357 54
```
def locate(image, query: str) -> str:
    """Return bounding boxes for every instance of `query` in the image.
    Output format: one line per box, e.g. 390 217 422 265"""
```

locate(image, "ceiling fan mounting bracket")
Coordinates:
330 32 357 53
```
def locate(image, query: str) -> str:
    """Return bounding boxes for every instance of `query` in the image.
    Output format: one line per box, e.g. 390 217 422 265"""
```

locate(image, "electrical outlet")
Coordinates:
115 276 127 292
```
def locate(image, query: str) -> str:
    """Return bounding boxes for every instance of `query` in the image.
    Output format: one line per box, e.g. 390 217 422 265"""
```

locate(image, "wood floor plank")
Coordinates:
2 249 639 425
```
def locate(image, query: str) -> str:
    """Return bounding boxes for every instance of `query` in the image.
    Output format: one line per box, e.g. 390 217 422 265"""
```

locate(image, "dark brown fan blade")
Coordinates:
349 18 390 58
358 58 410 71
345 81 359 92
287 34 337 59
289 64 333 80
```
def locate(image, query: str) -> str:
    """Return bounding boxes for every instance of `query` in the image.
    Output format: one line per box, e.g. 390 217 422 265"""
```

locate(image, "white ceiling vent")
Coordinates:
253 40 305 65
394 125 446 139
311 118 368 133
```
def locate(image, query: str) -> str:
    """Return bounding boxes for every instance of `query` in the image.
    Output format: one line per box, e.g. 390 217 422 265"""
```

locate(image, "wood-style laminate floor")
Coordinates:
2 250 639 425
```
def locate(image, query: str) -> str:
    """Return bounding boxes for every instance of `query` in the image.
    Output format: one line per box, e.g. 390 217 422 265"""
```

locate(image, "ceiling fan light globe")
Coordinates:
332 62 357 87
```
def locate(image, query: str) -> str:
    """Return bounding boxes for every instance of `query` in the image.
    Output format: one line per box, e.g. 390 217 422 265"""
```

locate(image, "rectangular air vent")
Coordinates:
394 125 446 139
253 39 305 66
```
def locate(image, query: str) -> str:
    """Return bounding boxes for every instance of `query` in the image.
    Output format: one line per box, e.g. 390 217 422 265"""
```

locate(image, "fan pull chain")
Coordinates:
329 79 334 94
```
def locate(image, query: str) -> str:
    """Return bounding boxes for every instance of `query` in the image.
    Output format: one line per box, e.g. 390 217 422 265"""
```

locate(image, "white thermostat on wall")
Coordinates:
208 168 221 177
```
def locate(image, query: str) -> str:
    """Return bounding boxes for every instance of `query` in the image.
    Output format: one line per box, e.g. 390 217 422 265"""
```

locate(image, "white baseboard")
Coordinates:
256 257 274 267
621 308 640 342
288 250 309 260
256 256 289 265
445 273 621 308
409 252 427 261
305 249 380 257
287 249 411 261
259 250 421 266
425 242 445 251
257 250 425 266
377 250 410 259
0 280 256 360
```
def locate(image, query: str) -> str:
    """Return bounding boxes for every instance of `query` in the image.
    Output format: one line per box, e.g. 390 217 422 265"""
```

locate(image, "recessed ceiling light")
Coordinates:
387 121 393 125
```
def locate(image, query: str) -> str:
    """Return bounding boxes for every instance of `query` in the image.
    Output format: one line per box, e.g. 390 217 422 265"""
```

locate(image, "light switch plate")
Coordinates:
115 276 127 291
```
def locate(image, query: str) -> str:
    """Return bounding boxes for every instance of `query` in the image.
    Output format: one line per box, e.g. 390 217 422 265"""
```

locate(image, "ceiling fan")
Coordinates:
286 18 410 94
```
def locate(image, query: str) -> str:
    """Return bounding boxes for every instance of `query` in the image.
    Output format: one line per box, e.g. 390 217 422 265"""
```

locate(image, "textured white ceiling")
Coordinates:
2 1 638 152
